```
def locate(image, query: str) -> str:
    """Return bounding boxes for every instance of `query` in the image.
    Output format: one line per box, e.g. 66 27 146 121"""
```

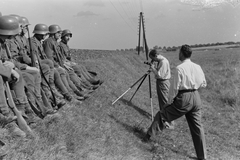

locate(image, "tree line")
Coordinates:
116 41 240 52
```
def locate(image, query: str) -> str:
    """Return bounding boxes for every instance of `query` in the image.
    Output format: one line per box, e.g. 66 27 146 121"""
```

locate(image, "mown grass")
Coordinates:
1 48 240 160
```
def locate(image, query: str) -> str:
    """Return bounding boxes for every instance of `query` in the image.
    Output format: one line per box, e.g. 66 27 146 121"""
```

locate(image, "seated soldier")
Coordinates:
59 29 103 87
43 25 92 100
7 15 58 120
0 15 31 137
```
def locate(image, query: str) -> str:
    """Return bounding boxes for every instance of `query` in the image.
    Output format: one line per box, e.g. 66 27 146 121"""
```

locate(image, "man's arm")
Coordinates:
43 40 59 67
0 63 12 79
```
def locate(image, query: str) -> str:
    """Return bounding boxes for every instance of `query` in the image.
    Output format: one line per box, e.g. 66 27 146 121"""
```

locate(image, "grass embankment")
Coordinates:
1 48 240 160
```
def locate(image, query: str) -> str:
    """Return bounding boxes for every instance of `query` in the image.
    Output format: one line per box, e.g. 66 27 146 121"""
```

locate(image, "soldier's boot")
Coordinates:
25 103 42 125
63 92 73 102
73 90 90 100
37 93 58 117
4 122 26 138
0 114 17 128
42 86 66 110
49 84 64 99
16 103 40 125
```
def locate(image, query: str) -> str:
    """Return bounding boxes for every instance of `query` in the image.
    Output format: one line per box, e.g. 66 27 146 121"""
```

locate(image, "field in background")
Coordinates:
1 47 240 160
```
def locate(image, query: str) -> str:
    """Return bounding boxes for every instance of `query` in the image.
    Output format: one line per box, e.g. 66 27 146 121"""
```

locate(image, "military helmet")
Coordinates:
61 29 72 38
21 17 30 27
33 24 49 35
0 15 20 35
49 24 61 34
9 14 24 27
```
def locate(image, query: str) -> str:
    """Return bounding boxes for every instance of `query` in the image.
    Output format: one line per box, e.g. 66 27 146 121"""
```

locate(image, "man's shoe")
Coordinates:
141 133 151 143
5 122 26 138
164 121 175 130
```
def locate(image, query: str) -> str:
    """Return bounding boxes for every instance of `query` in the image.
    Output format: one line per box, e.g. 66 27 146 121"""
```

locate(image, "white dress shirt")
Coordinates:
168 59 207 103
152 55 171 80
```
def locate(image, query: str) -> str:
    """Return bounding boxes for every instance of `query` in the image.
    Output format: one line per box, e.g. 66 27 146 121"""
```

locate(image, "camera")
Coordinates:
144 60 153 66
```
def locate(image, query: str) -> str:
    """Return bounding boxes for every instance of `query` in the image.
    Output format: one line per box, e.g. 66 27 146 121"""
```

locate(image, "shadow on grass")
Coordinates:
119 98 151 120
108 114 195 158
108 114 146 140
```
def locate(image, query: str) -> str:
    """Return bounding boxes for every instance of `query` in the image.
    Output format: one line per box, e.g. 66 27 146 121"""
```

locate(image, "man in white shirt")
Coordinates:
143 45 207 160
149 49 171 111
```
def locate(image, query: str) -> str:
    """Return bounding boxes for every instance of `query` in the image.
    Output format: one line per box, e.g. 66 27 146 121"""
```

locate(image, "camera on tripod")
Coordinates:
144 60 153 66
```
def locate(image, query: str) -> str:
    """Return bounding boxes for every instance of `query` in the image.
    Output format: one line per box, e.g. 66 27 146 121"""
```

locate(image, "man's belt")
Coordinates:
178 89 197 94
156 79 169 81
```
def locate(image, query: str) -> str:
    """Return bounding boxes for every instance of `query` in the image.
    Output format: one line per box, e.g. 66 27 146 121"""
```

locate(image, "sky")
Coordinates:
0 0 240 50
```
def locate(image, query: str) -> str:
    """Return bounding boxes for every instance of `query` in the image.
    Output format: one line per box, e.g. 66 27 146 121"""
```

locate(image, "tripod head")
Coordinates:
144 60 153 66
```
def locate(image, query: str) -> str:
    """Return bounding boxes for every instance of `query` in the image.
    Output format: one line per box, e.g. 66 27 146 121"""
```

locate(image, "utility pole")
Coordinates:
137 12 142 55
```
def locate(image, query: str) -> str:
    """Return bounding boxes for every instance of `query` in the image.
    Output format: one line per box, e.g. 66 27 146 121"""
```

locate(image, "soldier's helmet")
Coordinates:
33 24 49 35
61 29 72 38
0 15 20 35
9 14 24 27
21 17 30 27
49 25 61 34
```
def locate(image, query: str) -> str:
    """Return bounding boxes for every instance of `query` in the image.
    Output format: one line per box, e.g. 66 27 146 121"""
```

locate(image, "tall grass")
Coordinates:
202 53 240 108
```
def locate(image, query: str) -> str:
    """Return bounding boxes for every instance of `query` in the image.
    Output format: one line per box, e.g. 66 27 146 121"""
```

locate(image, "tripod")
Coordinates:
112 69 154 121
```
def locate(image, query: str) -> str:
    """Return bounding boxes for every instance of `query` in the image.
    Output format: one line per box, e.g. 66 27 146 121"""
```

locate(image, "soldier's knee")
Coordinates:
41 59 54 69
56 68 66 75
41 64 50 73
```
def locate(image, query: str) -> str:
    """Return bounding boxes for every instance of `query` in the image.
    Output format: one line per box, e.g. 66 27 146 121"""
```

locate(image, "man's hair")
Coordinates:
180 44 192 58
149 49 158 58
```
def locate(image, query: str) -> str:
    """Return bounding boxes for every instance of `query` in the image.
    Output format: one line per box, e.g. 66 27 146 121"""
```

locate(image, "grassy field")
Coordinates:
1 47 240 160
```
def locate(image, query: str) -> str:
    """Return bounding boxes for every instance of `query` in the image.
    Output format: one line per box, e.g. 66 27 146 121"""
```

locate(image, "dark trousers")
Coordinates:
156 79 170 111
147 90 207 159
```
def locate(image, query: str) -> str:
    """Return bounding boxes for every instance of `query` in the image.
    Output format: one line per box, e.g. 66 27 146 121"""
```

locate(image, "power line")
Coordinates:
109 0 136 33
118 0 136 29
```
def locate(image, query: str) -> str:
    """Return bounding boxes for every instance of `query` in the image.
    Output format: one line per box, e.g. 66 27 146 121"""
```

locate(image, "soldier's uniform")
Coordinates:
42 26 73 101
30 24 68 108
0 15 32 137
59 30 102 87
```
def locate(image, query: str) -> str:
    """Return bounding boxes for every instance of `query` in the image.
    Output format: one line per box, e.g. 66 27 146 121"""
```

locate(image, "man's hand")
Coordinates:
3 61 15 69
63 64 73 71
26 66 40 72
11 69 20 82
149 64 155 71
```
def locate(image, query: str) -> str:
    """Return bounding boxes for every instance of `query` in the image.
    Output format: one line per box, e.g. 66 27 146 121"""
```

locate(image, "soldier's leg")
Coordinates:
0 76 26 137
67 70 90 98
39 62 51 97
54 68 72 101
0 76 10 117
56 68 72 92
10 70 29 117
21 71 43 123
72 65 102 85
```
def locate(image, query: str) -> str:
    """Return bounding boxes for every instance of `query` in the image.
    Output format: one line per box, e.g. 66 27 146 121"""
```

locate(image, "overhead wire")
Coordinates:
109 0 136 33
118 0 136 30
